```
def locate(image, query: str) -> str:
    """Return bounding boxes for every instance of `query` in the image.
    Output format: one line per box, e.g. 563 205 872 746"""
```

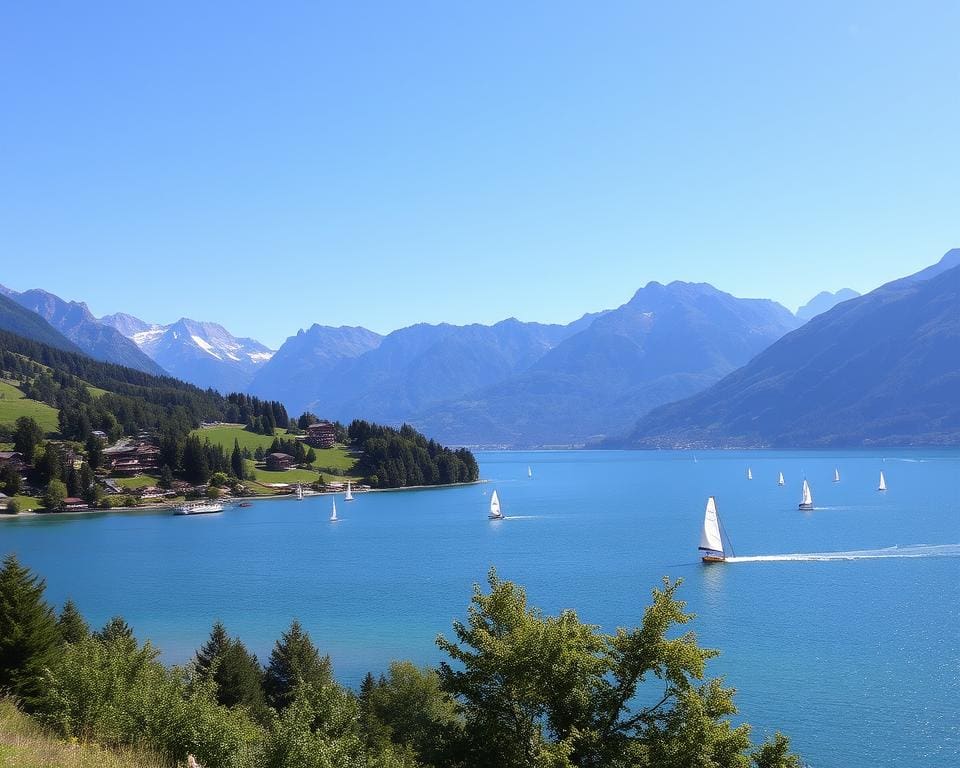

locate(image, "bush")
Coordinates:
3 499 20 515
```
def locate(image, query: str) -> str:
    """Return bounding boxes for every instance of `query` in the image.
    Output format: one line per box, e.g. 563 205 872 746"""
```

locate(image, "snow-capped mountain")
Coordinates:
100 314 274 393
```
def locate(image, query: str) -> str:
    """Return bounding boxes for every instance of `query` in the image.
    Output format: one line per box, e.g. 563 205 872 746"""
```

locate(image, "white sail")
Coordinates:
800 479 813 507
778 472 784 486
747 468 753 480
296 483 303 500
330 497 338 522
345 482 354 501
527 466 532 478
489 489 503 519
699 497 724 554
878 471 887 491
834 468 840 482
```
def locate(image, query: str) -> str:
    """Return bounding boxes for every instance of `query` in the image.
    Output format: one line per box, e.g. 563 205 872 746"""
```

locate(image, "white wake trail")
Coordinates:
725 544 960 563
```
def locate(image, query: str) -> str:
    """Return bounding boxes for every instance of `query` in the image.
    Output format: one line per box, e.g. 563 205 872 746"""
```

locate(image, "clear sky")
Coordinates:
1 2 957 348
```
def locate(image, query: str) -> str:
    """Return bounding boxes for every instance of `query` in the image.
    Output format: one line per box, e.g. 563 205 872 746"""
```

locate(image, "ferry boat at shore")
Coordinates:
174 501 224 516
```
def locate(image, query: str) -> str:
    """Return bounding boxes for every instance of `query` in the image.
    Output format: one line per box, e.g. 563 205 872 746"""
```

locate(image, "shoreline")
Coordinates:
0 479 485 521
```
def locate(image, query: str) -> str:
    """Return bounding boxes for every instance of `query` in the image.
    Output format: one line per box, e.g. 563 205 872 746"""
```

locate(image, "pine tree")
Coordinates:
57 598 90 644
158 464 174 489
94 616 134 643
216 638 267 715
264 619 332 711
231 439 244 479
195 621 230 680
0 554 61 710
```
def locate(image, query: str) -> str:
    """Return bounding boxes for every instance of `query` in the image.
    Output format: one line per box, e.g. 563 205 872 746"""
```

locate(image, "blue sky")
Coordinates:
1 2 957 348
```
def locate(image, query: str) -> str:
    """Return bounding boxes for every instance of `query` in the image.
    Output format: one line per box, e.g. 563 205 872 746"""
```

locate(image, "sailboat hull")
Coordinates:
701 555 725 564
488 514 504 520
798 503 814 510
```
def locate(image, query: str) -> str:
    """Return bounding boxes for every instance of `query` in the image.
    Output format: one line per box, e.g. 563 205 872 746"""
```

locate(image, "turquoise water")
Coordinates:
2 450 958 767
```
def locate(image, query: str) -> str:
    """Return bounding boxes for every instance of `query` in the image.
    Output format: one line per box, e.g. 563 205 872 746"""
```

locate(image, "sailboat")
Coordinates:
747 467 753 480
834 468 840 483
488 489 504 520
527 466 532 479
329 497 338 522
296 483 303 501
345 482 354 502
878 471 887 492
798 479 814 510
777 472 785 487
699 497 727 563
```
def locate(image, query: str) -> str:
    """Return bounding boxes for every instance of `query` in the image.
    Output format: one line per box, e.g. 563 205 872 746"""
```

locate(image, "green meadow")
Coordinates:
0 380 60 434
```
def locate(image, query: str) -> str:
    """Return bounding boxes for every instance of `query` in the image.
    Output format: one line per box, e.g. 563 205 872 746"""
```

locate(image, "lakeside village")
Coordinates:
0 419 366 515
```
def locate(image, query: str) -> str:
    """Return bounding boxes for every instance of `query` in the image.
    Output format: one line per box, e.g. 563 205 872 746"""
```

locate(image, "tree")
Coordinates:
0 464 22 496
57 598 90 644
231 438 245 479
13 416 44 463
158 464 174 489
5 499 21 515
305 447 317 464
195 621 267 716
85 433 103 470
94 616 134 643
264 619 333 711
182 435 210 484
437 569 799 768
0 554 61 710
368 661 461 767
43 479 68 511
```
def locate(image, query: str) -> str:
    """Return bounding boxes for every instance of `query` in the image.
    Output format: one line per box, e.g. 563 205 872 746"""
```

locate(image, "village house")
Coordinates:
0 451 27 471
62 497 89 511
304 421 336 448
265 452 294 471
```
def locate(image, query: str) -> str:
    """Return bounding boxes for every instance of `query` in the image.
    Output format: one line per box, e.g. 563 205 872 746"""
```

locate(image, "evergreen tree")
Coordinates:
158 464 174 489
85 433 103 470
57 598 90 644
94 616 134 643
195 621 231 679
182 435 210 484
231 438 245 479
0 554 61 710
217 638 267 715
264 619 332 711
12 416 44 463
66 466 81 497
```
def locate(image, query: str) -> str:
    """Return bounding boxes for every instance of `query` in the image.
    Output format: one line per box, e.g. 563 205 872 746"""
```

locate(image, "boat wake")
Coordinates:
725 544 960 563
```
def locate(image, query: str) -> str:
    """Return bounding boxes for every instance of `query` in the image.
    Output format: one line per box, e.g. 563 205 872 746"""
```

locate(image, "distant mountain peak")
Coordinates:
796 288 860 322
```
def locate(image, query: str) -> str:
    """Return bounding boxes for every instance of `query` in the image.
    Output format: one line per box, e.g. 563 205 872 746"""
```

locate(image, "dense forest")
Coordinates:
0 555 800 768
348 420 479 488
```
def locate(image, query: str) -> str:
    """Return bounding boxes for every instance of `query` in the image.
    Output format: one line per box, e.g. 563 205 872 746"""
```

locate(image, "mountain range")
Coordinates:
624 250 960 447
1 251 955 448
100 315 275 393
0 286 163 374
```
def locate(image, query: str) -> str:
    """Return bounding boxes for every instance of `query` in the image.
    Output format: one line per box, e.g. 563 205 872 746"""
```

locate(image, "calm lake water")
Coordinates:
2 450 958 767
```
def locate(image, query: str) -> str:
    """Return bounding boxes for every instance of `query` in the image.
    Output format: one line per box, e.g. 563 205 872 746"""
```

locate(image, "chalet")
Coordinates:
62 497 89 511
305 421 336 448
0 451 27 471
265 452 294 471
91 430 108 442
0 492 8 510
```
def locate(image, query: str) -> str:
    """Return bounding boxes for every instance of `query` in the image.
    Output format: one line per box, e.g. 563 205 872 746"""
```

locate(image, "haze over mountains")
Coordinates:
625 250 960 447
1 250 956 448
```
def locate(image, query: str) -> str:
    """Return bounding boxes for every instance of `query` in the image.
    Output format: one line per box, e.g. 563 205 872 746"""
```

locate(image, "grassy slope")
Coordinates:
0 699 168 768
193 424 359 482
0 380 59 434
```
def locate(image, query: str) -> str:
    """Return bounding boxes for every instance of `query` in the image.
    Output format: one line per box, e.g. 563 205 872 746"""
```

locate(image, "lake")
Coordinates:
2 450 958 767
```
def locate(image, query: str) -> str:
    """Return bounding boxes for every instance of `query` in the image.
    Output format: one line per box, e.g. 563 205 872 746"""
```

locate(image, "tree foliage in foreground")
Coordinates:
0 554 801 768
436 568 794 768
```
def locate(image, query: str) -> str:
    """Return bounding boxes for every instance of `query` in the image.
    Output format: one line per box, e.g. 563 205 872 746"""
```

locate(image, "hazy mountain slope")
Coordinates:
248 324 385 410
10 289 163 374
0 292 85 355
796 289 860 321
414 282 801 446
625 257 960 448
101 314 276 393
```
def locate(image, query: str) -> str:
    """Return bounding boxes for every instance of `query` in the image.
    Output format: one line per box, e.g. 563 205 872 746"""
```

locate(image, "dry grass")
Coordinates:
0 699 172 768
